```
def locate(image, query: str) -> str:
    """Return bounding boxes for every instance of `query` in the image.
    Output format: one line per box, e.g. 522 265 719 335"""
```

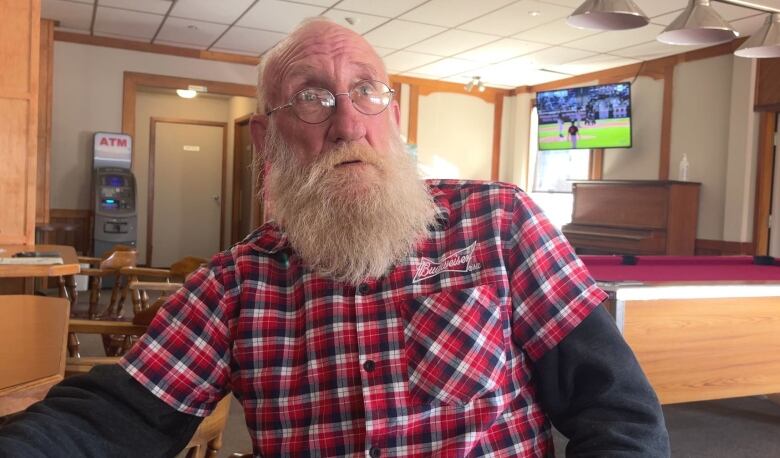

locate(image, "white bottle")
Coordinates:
678 154 690 181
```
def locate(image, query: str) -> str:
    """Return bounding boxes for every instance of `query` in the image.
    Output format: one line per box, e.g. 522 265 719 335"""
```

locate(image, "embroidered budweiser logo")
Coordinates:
413 242 481 283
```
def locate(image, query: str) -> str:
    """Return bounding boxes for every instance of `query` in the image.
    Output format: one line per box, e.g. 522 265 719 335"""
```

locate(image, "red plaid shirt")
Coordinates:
121 180 606 457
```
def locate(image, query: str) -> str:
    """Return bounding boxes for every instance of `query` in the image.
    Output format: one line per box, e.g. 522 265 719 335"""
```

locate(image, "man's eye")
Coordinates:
298 91 320 102
354 83 375 96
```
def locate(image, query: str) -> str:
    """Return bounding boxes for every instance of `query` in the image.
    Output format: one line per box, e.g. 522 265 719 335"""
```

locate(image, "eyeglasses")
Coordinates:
266 80 395 124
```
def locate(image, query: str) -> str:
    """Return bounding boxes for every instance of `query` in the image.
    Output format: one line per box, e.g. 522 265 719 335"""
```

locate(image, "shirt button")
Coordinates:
369 446 381 458
358 283 370 294
363 359 375 372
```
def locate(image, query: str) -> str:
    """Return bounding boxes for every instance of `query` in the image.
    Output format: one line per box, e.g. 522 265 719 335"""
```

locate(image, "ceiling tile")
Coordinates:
460 1 572 36
406 29 500 56
535 0 587 7
610 40 704 60
170 0 254 25
731 13 771 38
633 0 689 18
336 0 429 18
93 31 153 42
712 2 761 21
208 46 261 56
153 39 204 49
100 0 172 15
322 10 390 34
294 0 341 6
411 58 483 78
400 0 515 28
363 20 446 49
512 17 600 45
42 0 93 31
515 45 596 68
566 23 665 53
454 38 548 64
383 51 442 72
212 26 287 54
94 6 164 39
546 53 641 75
374 46 397 57
469 62 563 87
649 9 685 26
237 0 325 33
155 17 228 47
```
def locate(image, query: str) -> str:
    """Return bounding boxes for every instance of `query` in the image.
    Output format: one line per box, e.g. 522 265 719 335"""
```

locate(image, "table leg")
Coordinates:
64 274 77 311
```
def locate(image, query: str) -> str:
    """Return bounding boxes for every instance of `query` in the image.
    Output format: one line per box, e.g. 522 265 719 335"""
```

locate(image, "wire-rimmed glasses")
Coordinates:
266 80 395 124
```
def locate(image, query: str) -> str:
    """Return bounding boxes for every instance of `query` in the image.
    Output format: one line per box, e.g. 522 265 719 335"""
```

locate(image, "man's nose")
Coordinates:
326 93 366 144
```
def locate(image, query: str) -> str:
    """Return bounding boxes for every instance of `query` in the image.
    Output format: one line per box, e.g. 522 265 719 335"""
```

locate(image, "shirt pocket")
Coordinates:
400 284 506 407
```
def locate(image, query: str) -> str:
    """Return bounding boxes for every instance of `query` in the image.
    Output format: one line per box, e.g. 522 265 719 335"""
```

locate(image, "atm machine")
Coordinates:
92 132 136 258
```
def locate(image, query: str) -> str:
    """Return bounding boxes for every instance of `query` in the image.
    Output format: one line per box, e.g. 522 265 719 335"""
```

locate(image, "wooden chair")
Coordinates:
0 296 70 417
65 318 231 458
120 256 207 319
78 245 137 319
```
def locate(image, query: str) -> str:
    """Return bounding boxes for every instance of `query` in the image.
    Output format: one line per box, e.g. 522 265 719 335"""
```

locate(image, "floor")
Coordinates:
71 288 780 457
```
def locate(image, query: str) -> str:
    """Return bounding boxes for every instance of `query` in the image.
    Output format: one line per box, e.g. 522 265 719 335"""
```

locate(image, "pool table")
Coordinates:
580 255 780 405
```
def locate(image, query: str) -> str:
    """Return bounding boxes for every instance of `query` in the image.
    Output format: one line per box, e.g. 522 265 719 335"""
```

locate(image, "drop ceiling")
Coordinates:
42 0 780 88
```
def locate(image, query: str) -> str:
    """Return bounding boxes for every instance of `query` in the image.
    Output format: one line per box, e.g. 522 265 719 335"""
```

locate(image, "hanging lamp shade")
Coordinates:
657 0 737 45
735 13 780 58
567 0 649 30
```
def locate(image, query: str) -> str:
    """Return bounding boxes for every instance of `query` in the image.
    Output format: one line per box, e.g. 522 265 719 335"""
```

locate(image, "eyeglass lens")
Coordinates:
291 80 393 124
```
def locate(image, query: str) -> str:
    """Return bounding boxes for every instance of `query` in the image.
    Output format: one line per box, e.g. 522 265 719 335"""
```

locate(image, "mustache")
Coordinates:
299 142 385 191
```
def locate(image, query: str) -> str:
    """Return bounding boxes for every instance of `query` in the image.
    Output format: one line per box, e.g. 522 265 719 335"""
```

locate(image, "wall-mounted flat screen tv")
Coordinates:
537 82 632 151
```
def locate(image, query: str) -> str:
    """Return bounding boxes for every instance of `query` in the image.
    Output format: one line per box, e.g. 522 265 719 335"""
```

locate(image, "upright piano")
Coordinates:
561 180 701 255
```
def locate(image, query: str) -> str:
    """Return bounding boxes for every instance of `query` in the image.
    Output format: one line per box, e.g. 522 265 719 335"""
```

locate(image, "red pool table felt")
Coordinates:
580 255 780 283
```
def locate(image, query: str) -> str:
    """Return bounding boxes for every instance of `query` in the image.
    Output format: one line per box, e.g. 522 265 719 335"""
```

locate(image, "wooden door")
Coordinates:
231 116 263 244
148 120 226 267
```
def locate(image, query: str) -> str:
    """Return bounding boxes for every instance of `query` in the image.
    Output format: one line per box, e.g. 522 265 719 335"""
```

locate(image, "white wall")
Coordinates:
416 92 494 180
50 41 257 210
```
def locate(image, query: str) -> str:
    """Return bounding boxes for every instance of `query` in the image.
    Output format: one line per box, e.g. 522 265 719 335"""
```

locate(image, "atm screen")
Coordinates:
101 199 119 210
104 175 124 187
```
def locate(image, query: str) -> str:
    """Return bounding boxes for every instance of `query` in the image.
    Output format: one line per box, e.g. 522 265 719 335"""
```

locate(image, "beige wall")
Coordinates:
134 91 230 265
670 55 734 240
416 92 494 180
602 76 663 180
50 41 256 210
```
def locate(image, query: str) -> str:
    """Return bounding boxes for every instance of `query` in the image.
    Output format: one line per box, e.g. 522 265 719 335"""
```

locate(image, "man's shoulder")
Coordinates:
425 178 522 196
230 221 288 257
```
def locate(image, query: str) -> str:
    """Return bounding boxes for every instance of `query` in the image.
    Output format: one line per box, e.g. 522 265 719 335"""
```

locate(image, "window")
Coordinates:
527 107 590 228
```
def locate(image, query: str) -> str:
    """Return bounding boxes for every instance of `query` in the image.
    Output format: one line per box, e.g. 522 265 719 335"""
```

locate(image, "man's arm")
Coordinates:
533 306 671 457
0 365 203 458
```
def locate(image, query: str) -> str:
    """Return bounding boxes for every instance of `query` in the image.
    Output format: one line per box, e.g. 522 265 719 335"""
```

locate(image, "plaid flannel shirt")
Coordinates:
121 179 607 457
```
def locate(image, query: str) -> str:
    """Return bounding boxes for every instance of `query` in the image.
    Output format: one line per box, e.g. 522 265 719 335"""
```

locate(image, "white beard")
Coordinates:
263 121 435 285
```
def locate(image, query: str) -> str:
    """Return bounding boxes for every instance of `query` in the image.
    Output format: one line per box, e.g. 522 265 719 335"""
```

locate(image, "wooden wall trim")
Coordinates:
753 112 777 256
589 149 604 180
47 209 92 256
36 19 54 225
407 85 419 145
491 95 504 181
755 57 780 111
389 74 511 104
659 65 675 180
54 31 260 66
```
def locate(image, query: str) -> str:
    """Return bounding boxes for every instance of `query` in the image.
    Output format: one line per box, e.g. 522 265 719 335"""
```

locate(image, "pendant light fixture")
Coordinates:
657 0 738 45
735 12 780 58
567 0 649 30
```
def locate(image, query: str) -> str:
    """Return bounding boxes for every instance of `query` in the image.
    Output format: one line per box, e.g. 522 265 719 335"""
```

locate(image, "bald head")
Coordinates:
257 18 388 113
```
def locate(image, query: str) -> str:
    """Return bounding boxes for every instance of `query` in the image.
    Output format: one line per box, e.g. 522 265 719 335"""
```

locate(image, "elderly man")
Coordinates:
0 18 669 457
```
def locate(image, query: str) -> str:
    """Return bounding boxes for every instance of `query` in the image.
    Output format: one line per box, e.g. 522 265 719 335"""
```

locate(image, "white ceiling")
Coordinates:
42 0 780 88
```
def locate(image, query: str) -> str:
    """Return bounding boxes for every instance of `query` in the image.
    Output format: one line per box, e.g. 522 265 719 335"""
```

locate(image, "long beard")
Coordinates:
263 122 435 285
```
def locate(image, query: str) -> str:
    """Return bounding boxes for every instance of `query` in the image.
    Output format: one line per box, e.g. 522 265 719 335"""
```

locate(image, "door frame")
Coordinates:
230 114 265 245
753 111 778 255
147 117 228 266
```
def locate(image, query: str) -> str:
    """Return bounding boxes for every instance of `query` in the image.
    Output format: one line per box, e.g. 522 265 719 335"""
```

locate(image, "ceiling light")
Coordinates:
464 76 485 93
567 0 649 31
176 89 197 99
735 13 780 58
529 11 541 17
657 0 737 45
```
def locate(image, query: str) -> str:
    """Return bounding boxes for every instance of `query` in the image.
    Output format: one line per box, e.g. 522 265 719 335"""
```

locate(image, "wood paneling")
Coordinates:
658 65 675 180
694 239 754 255
755 57 780 111
623 296 780 404
407 85 419 145
753 112 776 255
589 149 603 180
0 0 40 245
45 209 92 255
54 31 259 66
36 19 54 224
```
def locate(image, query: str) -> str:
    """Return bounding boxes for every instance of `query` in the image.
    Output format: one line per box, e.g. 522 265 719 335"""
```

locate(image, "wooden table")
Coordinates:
0 244 81 308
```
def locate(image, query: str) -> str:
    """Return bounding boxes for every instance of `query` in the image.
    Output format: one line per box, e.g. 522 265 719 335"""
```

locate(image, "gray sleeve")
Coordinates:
533 306 671 457
0 364 203 458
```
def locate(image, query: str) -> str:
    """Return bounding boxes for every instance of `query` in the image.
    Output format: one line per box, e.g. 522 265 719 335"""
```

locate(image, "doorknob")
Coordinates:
212 195 220 205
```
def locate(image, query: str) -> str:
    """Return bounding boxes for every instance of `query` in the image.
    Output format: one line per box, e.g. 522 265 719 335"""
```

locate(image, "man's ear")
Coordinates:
249 113 269 151
390 100 401 129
